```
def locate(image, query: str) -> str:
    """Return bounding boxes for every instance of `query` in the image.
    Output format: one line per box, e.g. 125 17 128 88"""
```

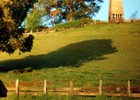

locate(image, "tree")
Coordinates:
0 0 37 54
36 0 103 25
130 10 138 22
25 6 46 33
57 0 102 21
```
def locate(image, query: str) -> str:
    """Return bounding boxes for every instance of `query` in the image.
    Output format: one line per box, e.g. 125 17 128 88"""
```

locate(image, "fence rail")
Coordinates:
5 79 140 98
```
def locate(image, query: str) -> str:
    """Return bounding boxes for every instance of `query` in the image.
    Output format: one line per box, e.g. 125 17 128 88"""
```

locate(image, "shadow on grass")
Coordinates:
0 39 117 72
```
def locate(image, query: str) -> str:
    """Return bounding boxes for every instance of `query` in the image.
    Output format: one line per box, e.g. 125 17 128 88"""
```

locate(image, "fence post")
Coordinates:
44 79 47 94
15 79 19 96
70 80 73 95
99 80 102 95
127 80 131 96
43 29 45 34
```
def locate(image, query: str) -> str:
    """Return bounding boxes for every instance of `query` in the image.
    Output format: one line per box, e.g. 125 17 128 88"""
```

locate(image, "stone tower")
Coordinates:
109 0 124 23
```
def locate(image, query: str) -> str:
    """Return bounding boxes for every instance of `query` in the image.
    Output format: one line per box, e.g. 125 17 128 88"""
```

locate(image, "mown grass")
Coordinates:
1 94 139 100
0 22 140 87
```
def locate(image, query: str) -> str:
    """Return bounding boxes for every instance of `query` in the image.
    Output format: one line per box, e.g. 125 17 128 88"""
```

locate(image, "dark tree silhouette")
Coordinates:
0 0 37 54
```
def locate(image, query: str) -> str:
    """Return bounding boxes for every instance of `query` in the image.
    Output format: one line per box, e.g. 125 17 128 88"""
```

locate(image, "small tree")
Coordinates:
130 10 138 22
25 7 46 33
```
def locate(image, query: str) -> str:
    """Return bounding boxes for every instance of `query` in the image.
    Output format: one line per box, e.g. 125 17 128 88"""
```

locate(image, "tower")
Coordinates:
109 0 124 23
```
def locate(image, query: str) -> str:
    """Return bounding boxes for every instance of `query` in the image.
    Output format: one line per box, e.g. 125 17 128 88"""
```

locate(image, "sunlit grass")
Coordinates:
1 94 138 100
0 22 140 87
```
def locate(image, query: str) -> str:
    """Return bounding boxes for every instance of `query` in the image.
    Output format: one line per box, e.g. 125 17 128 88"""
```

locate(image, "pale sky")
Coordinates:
94 0 140 21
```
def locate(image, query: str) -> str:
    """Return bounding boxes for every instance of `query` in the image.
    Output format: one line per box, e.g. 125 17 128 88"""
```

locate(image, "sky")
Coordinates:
94 0 140 21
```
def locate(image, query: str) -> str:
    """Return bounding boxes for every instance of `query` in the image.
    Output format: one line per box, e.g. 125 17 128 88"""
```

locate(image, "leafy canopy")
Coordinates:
0 0 37 54
25 3 46 31
34 0 103 26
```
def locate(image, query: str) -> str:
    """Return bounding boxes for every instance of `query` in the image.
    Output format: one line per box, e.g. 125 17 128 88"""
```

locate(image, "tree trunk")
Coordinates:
30 30 33 35
69 3 74 22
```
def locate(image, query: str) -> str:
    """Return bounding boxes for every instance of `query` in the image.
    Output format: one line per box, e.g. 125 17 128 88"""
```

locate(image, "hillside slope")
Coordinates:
0 22 140 85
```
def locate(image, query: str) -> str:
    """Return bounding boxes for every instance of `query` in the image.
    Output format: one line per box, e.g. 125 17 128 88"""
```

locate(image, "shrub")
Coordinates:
54 18 94 31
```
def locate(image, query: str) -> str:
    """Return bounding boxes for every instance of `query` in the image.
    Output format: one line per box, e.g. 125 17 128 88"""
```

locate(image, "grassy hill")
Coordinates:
0 22 140 86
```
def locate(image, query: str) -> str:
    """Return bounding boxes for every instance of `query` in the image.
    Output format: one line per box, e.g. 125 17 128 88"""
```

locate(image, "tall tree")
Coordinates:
40 0 103 22
0 0 37 54
62 0 103 21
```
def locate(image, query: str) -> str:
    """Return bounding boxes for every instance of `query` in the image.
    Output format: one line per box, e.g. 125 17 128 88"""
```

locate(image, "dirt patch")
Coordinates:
13 67 33 74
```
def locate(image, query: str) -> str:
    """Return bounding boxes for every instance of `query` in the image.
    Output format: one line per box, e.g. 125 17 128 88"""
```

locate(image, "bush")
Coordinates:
54 18 94 31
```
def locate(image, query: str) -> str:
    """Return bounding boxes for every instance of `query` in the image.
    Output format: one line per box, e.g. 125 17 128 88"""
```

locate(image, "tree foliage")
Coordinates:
0 0 37 54
25 4 46 32
37 0 103 23
60 0 103 21
130 10 138 22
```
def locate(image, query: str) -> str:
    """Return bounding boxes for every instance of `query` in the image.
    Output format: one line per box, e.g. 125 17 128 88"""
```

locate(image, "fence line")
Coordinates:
99 80 102 95
127 80 131 96
5 79 140 98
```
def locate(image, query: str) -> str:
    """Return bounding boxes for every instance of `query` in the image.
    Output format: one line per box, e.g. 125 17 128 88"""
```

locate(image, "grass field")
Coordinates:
1 95 139 100
0 22 140 87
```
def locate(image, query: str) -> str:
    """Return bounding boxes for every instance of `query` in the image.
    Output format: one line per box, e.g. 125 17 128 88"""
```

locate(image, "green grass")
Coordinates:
54 18 94 30
0 22 140 87
1 95 139 100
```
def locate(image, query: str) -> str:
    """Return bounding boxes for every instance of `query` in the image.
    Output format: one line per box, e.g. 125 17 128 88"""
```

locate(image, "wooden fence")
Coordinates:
4 79 140 98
